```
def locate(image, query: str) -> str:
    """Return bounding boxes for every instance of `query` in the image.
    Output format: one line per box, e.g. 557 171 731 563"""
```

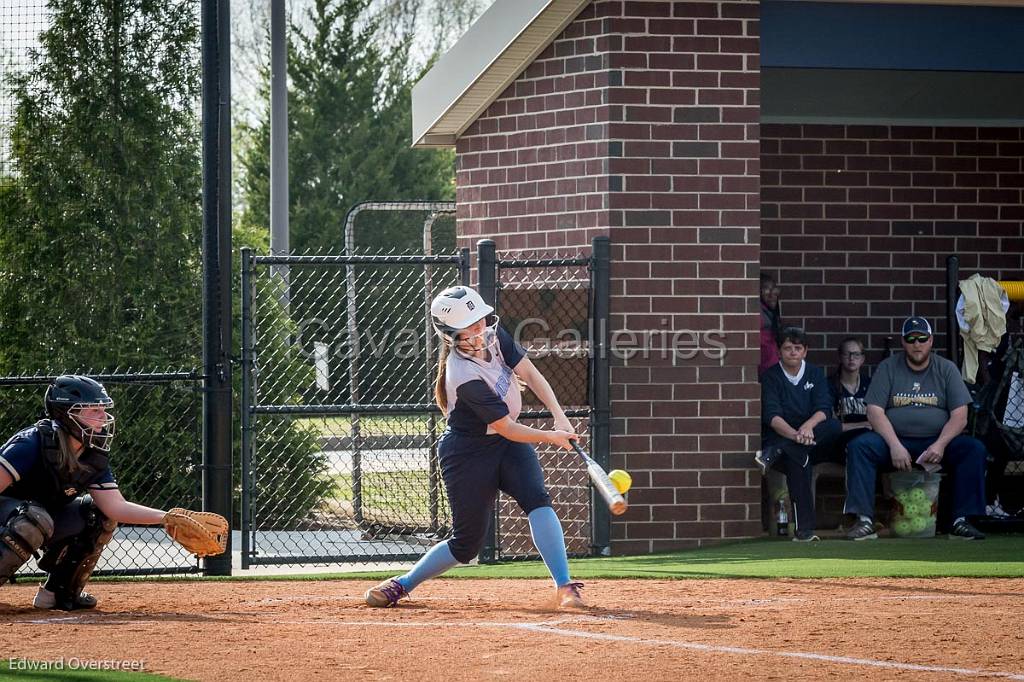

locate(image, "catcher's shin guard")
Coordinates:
39 496 116 609
0 502 54 582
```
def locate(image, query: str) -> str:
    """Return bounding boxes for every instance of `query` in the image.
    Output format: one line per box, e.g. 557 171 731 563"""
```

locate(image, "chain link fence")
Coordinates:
489 247 594 560
4 371 204 577
241 236 612 567
241 248 468 566
974 337 1024 517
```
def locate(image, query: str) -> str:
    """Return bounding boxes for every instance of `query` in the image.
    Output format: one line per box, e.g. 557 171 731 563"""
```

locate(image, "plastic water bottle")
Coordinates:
776 499 789 537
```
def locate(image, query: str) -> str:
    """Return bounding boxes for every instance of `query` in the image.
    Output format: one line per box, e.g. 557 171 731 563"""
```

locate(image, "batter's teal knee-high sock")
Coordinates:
396 540 460 593
528 506 571 587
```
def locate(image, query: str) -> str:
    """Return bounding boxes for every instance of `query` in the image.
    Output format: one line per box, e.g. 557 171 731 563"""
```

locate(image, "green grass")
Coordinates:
323 470 443 526
451 535 1024 580
327 469 435 505
0 660 188 681
90 534 1024 584
307 414 435 437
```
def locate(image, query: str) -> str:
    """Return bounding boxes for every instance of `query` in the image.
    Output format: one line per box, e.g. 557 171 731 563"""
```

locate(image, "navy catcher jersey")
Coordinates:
444 326 526 436
0 422 118 510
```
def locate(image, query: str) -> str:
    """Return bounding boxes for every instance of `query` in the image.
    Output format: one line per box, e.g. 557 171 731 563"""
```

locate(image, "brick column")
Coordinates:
606 0 761 551
453 0 763 551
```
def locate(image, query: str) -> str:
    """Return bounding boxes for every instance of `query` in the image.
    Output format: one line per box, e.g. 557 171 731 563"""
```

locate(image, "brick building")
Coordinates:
411 0 1024 551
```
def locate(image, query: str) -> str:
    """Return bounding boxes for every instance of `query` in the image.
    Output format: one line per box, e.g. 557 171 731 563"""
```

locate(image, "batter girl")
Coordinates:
365 286 584 608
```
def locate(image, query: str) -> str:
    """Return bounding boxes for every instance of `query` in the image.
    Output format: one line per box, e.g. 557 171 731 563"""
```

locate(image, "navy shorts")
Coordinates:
437 432 552 563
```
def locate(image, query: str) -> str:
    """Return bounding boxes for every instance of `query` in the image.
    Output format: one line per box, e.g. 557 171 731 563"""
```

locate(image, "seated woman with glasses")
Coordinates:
829 337 873 435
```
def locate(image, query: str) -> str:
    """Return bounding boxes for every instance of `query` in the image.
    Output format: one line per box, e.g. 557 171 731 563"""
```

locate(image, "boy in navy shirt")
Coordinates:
756 327 842 541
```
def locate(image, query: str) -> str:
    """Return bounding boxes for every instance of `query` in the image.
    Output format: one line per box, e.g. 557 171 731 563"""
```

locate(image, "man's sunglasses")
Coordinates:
903 334 931 344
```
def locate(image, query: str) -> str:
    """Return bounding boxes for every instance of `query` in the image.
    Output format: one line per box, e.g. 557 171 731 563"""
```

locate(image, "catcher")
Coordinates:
0 375 227 611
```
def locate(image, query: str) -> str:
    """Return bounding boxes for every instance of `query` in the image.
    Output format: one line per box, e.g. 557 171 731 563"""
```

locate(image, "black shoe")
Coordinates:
792 530 820 543
846 518 878 541
949 518 985 540
754 446 781 475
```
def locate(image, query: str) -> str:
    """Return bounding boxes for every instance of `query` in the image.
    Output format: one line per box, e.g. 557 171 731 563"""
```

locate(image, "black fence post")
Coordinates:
477 239 499 563
459 247 471 286
201 0 233 577
240 247 254 570
946 254 960 363
589 236 613 556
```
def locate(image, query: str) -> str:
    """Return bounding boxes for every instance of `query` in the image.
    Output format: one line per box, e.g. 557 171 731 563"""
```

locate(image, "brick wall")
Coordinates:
455 0 763 551
762 124 1024 370
454 1 615 251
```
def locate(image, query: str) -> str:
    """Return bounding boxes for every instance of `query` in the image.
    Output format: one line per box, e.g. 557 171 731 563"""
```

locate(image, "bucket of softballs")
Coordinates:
887 471 943 538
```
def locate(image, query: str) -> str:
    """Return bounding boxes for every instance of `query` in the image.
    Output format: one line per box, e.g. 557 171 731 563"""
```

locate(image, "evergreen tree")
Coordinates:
240 0 455 255
3 0 202 372
2 0 328 524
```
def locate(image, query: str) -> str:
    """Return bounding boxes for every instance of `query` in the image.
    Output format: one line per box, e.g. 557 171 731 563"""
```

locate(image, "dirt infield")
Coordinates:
3 578 1023 681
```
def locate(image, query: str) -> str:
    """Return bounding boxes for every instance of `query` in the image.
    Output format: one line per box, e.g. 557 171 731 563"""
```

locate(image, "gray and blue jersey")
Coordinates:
444 326 526 435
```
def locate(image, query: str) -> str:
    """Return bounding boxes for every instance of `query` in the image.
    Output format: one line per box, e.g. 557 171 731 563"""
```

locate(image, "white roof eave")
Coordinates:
411 0 590 148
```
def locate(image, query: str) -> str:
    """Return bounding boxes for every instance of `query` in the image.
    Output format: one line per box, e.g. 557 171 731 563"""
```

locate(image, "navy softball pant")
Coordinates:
437 432 552 563
0 495 95 547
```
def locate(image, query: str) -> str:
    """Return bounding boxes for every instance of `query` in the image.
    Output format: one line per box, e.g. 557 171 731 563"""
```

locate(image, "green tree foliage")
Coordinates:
232 221 333 529
0 0 206 510
1 0 327 528
2 0 202 372
240 0 455 255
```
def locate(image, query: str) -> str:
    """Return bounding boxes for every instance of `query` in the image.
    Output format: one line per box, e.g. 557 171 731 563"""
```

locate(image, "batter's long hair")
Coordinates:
434 343 451 414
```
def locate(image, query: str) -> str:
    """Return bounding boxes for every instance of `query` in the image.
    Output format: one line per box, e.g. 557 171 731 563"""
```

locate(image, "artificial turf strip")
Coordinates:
77 535 1024 584
319 535 1024 582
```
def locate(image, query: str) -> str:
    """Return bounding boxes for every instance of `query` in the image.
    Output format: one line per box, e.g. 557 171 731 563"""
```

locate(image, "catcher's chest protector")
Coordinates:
6 421 110 510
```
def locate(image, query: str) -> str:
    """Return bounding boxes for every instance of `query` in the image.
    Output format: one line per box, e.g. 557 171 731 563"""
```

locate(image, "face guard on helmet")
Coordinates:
44 375 116 452
430 286 500 356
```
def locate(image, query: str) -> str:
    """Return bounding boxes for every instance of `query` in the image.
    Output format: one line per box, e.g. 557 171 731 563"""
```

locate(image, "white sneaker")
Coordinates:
32 586 98 610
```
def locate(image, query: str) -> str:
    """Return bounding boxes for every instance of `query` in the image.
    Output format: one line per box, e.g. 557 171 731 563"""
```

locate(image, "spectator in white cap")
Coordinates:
844 316 988 540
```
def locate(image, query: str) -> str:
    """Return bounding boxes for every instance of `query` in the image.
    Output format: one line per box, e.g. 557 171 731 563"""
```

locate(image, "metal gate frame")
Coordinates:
240 248 469 567
477 235 612 562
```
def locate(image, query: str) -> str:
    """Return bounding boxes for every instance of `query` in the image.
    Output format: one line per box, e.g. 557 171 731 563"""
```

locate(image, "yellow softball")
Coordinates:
608 469 632 494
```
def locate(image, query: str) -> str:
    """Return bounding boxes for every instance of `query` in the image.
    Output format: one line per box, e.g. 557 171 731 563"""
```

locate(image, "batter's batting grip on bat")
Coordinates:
570 440 627 516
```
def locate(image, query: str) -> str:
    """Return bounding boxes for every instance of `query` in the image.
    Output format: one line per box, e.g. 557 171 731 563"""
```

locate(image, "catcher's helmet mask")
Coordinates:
44 375 116 452
430 286 500 357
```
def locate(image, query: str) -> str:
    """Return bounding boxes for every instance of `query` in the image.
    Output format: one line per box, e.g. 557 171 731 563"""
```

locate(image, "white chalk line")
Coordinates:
19 610 1024 680
519 623 1024 680
264 615 1024 680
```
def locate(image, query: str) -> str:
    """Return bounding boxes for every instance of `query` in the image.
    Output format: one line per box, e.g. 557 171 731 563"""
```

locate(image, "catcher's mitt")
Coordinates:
163 508 228 557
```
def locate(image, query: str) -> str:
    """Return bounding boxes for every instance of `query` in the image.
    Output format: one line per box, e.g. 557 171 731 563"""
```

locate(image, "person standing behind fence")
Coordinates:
0 376 171 610
364 285 584 609
844 317 988 541
759 272 783 376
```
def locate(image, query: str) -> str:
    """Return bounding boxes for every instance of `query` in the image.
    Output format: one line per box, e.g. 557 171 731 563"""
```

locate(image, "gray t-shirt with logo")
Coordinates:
864 352 972 439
